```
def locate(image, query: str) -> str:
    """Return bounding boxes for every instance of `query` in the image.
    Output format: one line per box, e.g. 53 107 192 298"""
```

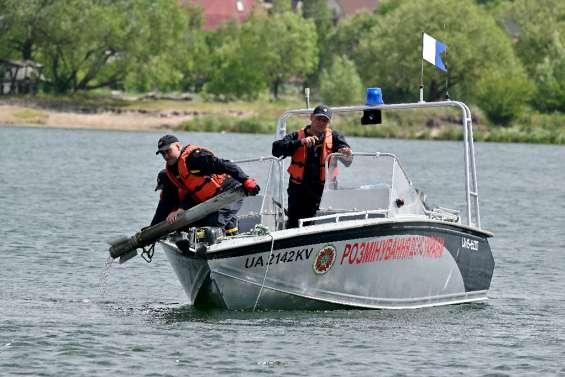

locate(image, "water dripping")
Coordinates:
98 255 114 298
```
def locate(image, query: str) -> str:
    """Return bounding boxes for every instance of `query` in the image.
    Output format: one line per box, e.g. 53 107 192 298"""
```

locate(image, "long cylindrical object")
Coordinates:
108 186 246 259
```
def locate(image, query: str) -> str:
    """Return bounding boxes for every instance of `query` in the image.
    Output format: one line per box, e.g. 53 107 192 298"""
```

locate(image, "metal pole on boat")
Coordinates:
107 186 246 260
305 87 310 109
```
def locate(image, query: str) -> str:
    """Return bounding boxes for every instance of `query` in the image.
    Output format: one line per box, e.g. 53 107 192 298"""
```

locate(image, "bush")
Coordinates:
319 55 364 106
473 67 534 125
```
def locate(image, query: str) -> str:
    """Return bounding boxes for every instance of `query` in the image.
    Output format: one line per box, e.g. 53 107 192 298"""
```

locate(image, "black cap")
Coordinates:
155 169 167 191
156 134 179 154
312 104 332 120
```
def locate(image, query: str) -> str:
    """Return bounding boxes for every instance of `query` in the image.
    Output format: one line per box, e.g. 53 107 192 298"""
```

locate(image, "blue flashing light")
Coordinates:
366 87 384 105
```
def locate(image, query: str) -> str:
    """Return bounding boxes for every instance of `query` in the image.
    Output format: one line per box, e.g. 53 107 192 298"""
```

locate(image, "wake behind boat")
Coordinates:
109 99 494 310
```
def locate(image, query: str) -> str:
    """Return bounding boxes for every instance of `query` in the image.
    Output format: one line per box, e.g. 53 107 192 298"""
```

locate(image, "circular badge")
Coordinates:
313 245 336 274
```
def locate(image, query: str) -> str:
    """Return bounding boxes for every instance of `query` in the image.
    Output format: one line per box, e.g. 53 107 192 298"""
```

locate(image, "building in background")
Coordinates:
186 0 255 30
328 0 379 19
0 59 44 95
183 0 379 31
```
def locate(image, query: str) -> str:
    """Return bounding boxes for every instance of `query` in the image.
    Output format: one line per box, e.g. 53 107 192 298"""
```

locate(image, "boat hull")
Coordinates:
162 220 494 310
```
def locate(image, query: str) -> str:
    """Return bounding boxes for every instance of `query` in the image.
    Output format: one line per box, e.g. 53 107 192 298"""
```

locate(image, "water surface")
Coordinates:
1 127 564 376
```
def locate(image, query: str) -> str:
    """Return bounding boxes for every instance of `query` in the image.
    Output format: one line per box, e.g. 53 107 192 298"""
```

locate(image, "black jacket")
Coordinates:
150 147 248 225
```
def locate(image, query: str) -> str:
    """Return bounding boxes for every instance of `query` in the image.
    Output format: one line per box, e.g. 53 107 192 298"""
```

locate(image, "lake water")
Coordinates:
1 126 564 376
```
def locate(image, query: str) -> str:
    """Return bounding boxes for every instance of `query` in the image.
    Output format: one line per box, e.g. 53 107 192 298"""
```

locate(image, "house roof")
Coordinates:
0 59 43 68
333 0 379 18
188 0 255 30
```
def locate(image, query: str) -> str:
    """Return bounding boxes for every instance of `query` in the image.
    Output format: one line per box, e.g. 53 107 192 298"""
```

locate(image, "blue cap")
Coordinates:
366 88 384 105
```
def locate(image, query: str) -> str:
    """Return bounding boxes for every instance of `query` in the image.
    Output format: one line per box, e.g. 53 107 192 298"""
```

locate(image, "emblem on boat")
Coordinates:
313 245 336 274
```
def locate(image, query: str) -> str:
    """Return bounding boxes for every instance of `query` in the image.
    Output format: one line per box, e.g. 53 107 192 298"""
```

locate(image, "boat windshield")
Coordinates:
320 152 426 216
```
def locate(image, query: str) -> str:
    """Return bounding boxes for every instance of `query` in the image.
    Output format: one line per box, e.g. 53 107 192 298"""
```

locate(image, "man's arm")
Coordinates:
332 130 353 166
332 130 351 152
186 149 249 183
150 176 180 226
272 131 302 158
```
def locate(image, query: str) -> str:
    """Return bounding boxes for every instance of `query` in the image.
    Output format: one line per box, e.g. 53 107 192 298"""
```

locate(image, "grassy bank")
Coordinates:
181 106 565 144
2 93 564 144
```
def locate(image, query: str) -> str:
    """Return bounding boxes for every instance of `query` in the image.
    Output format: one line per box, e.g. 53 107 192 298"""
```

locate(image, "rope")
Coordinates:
252 228 276 312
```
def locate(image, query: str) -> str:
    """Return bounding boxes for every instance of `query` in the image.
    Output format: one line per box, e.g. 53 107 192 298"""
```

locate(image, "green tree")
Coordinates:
319 55 364 105
498 0 565 111
532 32 565 112
356 0 531 124
270 0 291 14
498 0 565 75
203 29 267 100
177 4 211 91
474 66 534 125
0 0 56 60
326 11 376 70
251 11 319 98
302 0 334 86
1 0 191 93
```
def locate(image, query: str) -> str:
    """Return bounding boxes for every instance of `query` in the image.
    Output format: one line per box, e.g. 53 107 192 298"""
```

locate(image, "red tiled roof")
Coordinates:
335 0 379 18
189 0 255 30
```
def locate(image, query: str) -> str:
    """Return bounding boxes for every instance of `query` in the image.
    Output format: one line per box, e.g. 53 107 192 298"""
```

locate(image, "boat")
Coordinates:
111 98 495 310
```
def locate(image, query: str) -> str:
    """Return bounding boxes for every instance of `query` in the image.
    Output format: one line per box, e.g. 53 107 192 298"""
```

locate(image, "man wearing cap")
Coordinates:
150 134 260 235
272 104 352 228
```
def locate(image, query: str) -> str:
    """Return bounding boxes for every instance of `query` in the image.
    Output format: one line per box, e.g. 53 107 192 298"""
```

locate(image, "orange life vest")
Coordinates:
166 145 226 203
288 127 333 184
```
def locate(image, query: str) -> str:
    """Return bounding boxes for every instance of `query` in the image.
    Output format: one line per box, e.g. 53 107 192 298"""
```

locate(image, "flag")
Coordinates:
422 33 447 72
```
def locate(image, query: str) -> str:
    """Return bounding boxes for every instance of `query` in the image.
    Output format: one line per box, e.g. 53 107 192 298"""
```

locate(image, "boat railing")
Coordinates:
298 210 390 227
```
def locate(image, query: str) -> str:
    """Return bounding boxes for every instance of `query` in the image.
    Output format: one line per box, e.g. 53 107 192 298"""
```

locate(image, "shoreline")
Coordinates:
0 104 186 131
2 101 564 145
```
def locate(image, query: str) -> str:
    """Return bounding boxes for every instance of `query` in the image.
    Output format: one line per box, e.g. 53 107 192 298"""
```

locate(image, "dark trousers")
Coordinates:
286 182 323 228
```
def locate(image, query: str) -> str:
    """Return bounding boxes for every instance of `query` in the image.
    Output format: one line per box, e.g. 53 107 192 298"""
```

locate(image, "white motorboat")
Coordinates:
133 99 495 310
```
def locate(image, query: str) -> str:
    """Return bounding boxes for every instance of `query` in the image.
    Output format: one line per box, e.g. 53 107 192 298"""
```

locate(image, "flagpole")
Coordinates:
419 32 424 103
444 50 450 100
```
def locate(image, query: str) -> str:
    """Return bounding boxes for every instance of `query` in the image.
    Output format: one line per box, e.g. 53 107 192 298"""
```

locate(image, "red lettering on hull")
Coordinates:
340 236 445 265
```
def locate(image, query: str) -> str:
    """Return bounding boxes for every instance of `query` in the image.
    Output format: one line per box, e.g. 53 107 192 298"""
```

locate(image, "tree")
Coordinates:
269 0 292 14
206 11 319 100
355 0 532 120
302 0 334 86
0 0 191 93
531 32 565 112
176 4 211 92
319 55 364 105
0 0 57 60
203 27 267 100
325 11 376 72
249 11 319 98
474 66 534 125
498 0 565 111
498 0 565 76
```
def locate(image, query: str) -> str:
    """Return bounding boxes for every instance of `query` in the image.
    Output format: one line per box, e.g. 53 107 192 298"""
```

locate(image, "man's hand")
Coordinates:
243 178 260 196
301 136 319 147
166 208 185 224
338 147 352 156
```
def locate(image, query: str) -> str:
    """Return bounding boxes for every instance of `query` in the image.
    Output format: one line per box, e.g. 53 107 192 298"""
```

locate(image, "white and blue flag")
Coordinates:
422 33 447 72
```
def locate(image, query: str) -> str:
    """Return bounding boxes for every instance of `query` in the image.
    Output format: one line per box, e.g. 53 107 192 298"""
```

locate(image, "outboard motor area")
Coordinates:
174 227 225 255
